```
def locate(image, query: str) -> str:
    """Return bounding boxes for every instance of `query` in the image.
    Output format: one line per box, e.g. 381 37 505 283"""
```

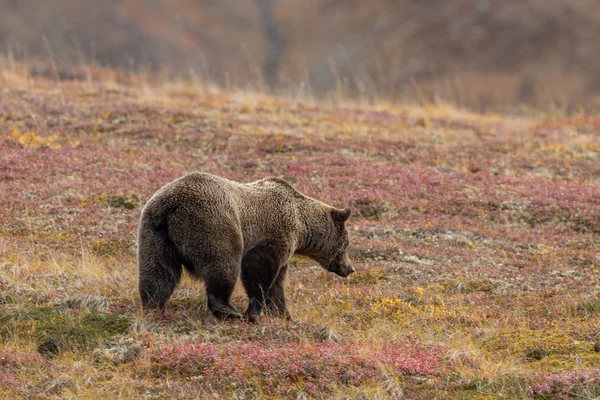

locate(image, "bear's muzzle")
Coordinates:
334 264 355 278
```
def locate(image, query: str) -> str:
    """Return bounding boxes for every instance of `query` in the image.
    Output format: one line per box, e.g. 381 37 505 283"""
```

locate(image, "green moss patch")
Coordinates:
0 307 131 353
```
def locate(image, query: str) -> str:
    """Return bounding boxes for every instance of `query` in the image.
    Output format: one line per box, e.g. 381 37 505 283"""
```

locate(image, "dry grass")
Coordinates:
3 0 600 110
1 62 600 399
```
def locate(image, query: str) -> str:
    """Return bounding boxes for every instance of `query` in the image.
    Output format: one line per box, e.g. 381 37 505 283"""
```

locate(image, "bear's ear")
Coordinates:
332 207 351 223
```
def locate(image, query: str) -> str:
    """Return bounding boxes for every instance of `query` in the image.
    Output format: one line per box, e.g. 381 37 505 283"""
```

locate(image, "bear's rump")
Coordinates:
165 205 243 277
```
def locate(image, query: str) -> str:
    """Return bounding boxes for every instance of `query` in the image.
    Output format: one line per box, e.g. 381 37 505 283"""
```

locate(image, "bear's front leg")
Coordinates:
265 263 291 320
204 263 244 320
242 273 276 322
241 246 281 322
243 264 291 322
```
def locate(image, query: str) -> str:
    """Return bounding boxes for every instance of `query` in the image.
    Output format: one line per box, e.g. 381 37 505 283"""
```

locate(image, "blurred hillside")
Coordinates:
1 0 599 110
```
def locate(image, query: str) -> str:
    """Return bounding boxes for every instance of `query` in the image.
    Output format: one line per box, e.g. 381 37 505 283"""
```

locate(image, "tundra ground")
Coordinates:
1 65 600 399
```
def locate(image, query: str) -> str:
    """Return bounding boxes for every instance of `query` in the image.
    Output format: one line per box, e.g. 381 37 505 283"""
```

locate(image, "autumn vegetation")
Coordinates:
1 61 600 399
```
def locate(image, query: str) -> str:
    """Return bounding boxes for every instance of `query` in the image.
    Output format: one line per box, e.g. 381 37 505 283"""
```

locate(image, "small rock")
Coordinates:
312 326 341 343
92 338 142 365
296 391 308 400
525 347 547 361
38 337 63 359
44 376 74 394
60 295 108 312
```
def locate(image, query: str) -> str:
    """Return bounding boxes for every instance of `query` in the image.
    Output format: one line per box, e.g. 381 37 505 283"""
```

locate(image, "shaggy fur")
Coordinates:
137 172 354 321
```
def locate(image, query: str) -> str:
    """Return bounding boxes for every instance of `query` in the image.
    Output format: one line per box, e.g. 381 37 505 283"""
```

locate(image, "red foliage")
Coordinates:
151 340 443 395
0 372 21 389
529 368 600 399
0 350 44 389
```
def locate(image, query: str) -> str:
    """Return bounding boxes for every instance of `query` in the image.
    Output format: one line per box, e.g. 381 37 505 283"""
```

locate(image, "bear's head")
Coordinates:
321 207 354 277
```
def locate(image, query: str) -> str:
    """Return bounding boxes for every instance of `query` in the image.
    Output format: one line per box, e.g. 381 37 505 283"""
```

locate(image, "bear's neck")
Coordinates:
295 203 329 256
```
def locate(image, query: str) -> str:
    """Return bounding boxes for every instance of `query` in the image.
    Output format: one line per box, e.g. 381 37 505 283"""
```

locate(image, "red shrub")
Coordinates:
529 368 600 399
151 339 443 395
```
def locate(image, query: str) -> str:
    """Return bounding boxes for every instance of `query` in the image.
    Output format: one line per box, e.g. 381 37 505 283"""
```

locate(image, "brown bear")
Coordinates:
137 172 354 321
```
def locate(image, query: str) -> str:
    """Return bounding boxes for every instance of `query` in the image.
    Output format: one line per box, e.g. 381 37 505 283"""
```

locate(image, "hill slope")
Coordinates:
1 0 599 109
1 65 600 398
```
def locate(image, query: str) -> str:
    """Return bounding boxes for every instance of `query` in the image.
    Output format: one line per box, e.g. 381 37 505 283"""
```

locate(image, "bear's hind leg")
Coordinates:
165 210 244 320
138 226 182 310
139 270 181 311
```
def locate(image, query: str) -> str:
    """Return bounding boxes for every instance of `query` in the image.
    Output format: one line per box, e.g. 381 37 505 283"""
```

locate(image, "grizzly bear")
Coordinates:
137 172 354 321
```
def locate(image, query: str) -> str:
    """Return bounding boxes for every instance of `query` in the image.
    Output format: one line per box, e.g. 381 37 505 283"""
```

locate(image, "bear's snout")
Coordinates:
334 264 355 278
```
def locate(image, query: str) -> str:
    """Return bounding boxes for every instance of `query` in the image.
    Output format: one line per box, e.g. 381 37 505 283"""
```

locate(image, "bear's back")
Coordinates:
141 173 240 226
164 172 242 200
142 173 306 242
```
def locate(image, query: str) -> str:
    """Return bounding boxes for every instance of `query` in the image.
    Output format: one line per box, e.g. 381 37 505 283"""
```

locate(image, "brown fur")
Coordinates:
137 172 353 321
